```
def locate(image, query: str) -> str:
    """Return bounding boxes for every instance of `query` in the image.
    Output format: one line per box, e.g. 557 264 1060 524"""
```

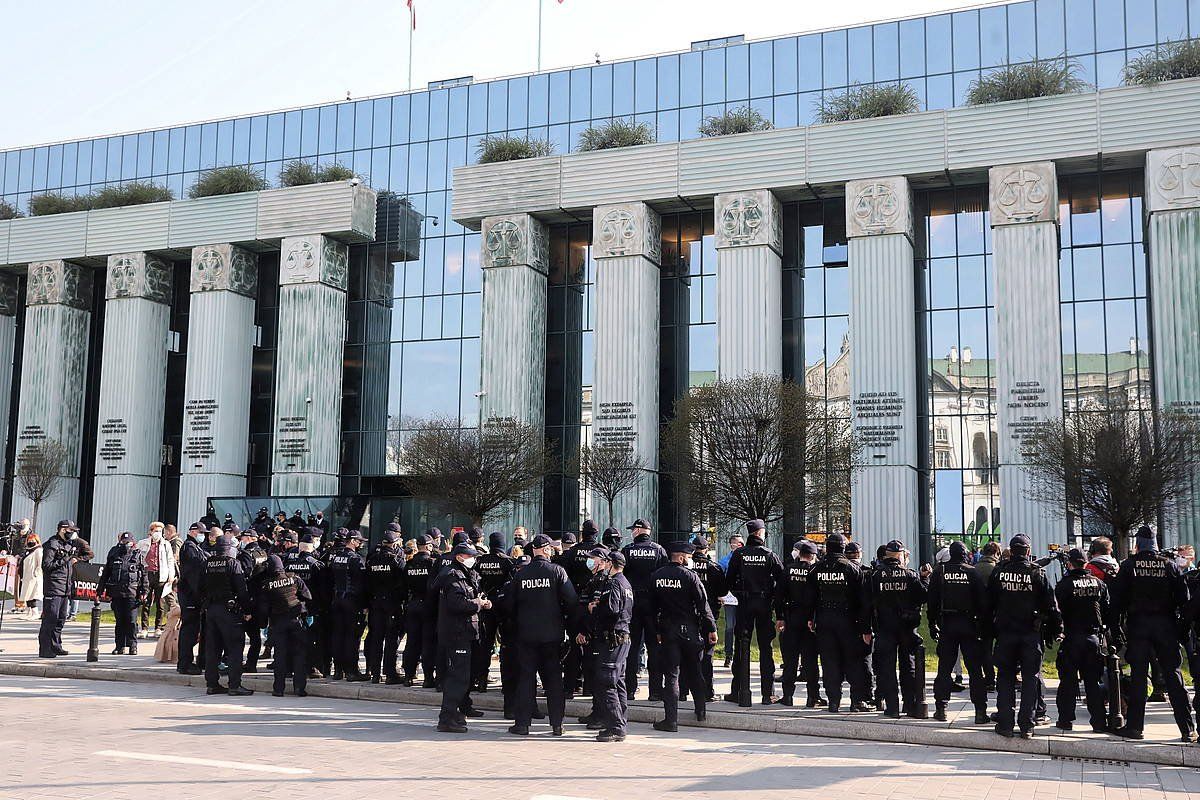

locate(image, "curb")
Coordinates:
1 660 1194 768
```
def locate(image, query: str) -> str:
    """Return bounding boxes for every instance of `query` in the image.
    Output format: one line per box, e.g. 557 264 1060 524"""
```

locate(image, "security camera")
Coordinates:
430 216 440 227
348 177 361 187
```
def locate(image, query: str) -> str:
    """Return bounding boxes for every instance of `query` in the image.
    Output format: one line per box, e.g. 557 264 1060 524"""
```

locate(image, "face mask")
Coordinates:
685 557 694 569
463 557 477 569
586 558 597 571
151 531 162 541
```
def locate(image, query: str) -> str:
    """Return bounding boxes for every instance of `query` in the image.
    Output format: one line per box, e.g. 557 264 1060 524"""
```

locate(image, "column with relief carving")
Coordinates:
715 190 783 379
592 202 661 529
177 244 258 526
91 254 174 553
270 235 349 497
990 161 1063 555
0 275 19 486
10 261 93 527
846 177 918 557
1146 146 1200 546
479 214 549 533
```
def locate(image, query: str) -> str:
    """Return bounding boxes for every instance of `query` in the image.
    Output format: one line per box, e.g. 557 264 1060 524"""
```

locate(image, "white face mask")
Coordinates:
463 557 477 569
151 531 162 541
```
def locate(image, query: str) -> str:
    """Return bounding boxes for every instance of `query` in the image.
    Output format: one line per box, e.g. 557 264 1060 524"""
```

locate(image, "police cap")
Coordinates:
118 531 134 543
488 531 506 549
1009 533 1032 551
825 533 846 553
587 546 610 559
1067 547 1087 564
691 535 710 550
452 530 469 545
451 543 478 558
884 539 906 554
385 522 403 533
796 539 819 555
58 519 77 530
281 531 299 543
845 541 862 555
948 541 968 561
529 533 553 549
746 519 766 535
581 519 599 538
627 518 651 531
415 533 431 546
666 540 695 555
562 531 577 545
383 530 402 544
608 550 626 568
346 530 366 542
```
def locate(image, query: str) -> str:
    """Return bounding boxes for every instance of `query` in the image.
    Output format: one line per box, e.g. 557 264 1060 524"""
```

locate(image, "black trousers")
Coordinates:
111 596 139 650
933 615 987 712
204 605 246 690
814 611 868 710
177 593 203 670
402 598 434 678
733 596 777 702
626 597 661 700
140 576 166 630
661 627 706 725
473 607 498 687
365 603 404 678
517 640 566 728
596 637 631 733
872 625 920 713
438 640 474 724
37 596 69 655
244 624 262 670
1126 615 1194 734
1056 632 1106 727
330 597 363 675
270 616 309 695
561 639 583 694
780 612 821 701
994 630 1043 732
500 632 520 715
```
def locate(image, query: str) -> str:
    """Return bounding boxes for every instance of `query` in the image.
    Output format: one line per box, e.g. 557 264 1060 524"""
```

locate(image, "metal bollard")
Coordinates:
912 640 929 718
86 601 101 662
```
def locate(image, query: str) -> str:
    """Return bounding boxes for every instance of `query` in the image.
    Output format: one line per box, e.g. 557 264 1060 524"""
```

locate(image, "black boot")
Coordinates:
934 701 948 721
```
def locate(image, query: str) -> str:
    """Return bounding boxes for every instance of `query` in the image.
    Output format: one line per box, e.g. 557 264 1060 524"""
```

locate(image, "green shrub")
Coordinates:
29 192 93 216
476 135 555 164
0 200 21 220
966 59 1088 105
1124 38 1200 85
90 181 173 209
818 83 920 123
188 165 269 199
279 160 359 187
699 106 774 137
317 163 356 182
577 118 655 151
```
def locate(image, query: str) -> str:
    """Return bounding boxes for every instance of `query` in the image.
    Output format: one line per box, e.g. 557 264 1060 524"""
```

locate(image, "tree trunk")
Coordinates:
606 497 615 531
1113 525 1130 560
31 501 39 539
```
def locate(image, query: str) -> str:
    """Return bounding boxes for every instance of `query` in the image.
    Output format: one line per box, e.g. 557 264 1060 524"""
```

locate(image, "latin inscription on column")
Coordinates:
853 390 904 450
277 416 310 466
98 418 128 469
182 399 218 464
1005 379 1052 458
594 401 637 449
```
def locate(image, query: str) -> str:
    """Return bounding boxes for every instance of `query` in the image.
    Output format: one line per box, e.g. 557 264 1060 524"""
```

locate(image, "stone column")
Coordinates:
990 161 1063 555
91 254 173 553
1146 146 1200 546
270 235 349 496
479 214 549 533
0 276 19 484
177 244 258 526
592 202 661 529
715 190 783 379
846 177 919 557
10 261 93 528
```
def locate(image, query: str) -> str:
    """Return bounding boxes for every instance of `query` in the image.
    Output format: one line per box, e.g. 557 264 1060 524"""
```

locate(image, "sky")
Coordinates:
0 0 980 151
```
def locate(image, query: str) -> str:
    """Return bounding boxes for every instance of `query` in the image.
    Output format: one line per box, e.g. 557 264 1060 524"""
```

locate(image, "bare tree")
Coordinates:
1023 401 1200 558
661 374 862 529
577 444 646 529
399 417 555 526
15 439 70 534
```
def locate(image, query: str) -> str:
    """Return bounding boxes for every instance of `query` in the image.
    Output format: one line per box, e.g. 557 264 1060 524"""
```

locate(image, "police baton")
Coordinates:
86 600 102 662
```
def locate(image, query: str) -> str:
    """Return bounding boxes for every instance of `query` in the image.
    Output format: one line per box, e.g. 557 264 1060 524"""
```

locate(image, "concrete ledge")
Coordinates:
1 659 1190 767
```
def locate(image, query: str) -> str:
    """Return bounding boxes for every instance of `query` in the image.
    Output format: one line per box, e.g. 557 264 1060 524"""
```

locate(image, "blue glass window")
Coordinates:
184 125 201 171
656 109 679 141
47 144 63 188
926 15 952 73
679 106 702 140
62 143 78 187
389 145 408 191
774 95 799 128
680 51 702 106
591 65 612 119
637 58 658 113
2 151 16 194
137 132 153 177
1158 0 1189 39
118 135 136 180
300 108 318 156
318 105 337 154
429 89 449 140
168 128 184 173
570 67 590 121
232 118 250 165
336 103 355 152
529 74 550 126
1036 0 1066 59
900 19 926 77
1095 50 1126 87
390 95 410 145
953 11 980 70
1125 0 1155 45
427 139 447 190
468 84 486 135
371 100 391 148
702 47 725 104
1065 0 1096 55
106 136 122 180
32 147 48 190
848 26 873 85
797 35 820 91
549 71 570 124
874 23 900 80
410 91 430 140
980 6 1008 66
249 116 267 163
613 61 635 115
488 81 508 130
353 102 372 150
508 78 530 129
823 30 848 87
1192 0 1200 37
750 41 773 97
1008 1 1037 60
93 139 109 183
371 147 390 190
726 44 749 101
926 73 954 109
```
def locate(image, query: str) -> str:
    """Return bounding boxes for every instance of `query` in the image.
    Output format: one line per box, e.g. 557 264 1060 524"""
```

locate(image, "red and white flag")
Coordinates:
407 0 416 29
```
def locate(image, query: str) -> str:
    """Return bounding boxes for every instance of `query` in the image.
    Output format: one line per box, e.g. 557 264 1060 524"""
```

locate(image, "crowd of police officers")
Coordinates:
74 508 1200 743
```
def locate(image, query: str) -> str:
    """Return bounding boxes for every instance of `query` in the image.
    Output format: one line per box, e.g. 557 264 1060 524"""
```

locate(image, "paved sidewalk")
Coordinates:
1 614 1197 768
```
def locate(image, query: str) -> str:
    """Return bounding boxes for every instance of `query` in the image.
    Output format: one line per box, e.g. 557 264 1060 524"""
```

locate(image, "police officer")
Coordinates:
584 549 634 742
602 526 622 551
846 540 877 707
328 530 369 681
562 521 600 697
622 519 667 701
284 531 325 677
575 546 611 730
234 526 268 673
493 554 528 719
649 541 717 731
1054 547 1113 733
202 535 254 696
1114 526 1196 742
37 520 91 659
804 532 871 713
402 533 436 686
724 519 786 706
256 554 312 697
776 539 824 707
504 533 579 736
928 540 989 723
435 543 489 733
987 533 1060 739
176 523 208 674
474 531 513 692
96 531 147 655
864 540 929 719
687 535 727 705
365 527 406 684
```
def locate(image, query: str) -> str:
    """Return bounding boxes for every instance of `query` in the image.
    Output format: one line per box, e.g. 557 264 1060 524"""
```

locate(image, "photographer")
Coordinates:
96 532 148 655
37 520 92 659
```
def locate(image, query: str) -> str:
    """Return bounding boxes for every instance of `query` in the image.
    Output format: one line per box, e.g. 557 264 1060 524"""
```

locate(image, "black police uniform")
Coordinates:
588 568 634 738
1115 548 1195 738
177 533 208 673
202 542 252 692
37 531 91 658
804 545 871 711
473 543 514 690
402 551 436 683
365 543 406 682
1054 565 1112 730
927 554 989 719
776 558 822 706
96 540 148 653
434 560 484 728
649 559 717 726
504 554 579 731
256 561 313 696
328 542 368 679
282 546 324 674
725 536 786 704
687 551 727 703
621 533 667 700
313 539 341 676
864 555 928 717
560 536 595 695
986 554 1060 735
238 542 269 672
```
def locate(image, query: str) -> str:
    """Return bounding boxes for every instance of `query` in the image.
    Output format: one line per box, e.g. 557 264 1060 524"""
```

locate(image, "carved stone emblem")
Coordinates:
485 221 524 267
1146 147 1200 213
481 214 549 273
714 189 784 253
280 235 348 290
592 203 661 264
845 177 912 238
190 244 258 297
988 162 1057 226
26 260 92 309
106 252 172 303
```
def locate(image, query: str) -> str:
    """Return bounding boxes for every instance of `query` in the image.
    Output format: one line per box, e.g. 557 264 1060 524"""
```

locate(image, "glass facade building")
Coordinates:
0 0 1195 552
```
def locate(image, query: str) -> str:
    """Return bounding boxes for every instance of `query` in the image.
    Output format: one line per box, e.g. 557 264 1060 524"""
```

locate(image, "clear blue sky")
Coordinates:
0 0 973 150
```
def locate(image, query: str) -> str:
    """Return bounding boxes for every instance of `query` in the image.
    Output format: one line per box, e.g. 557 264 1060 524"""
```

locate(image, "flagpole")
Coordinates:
408 15 414 90
537 0 543 72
